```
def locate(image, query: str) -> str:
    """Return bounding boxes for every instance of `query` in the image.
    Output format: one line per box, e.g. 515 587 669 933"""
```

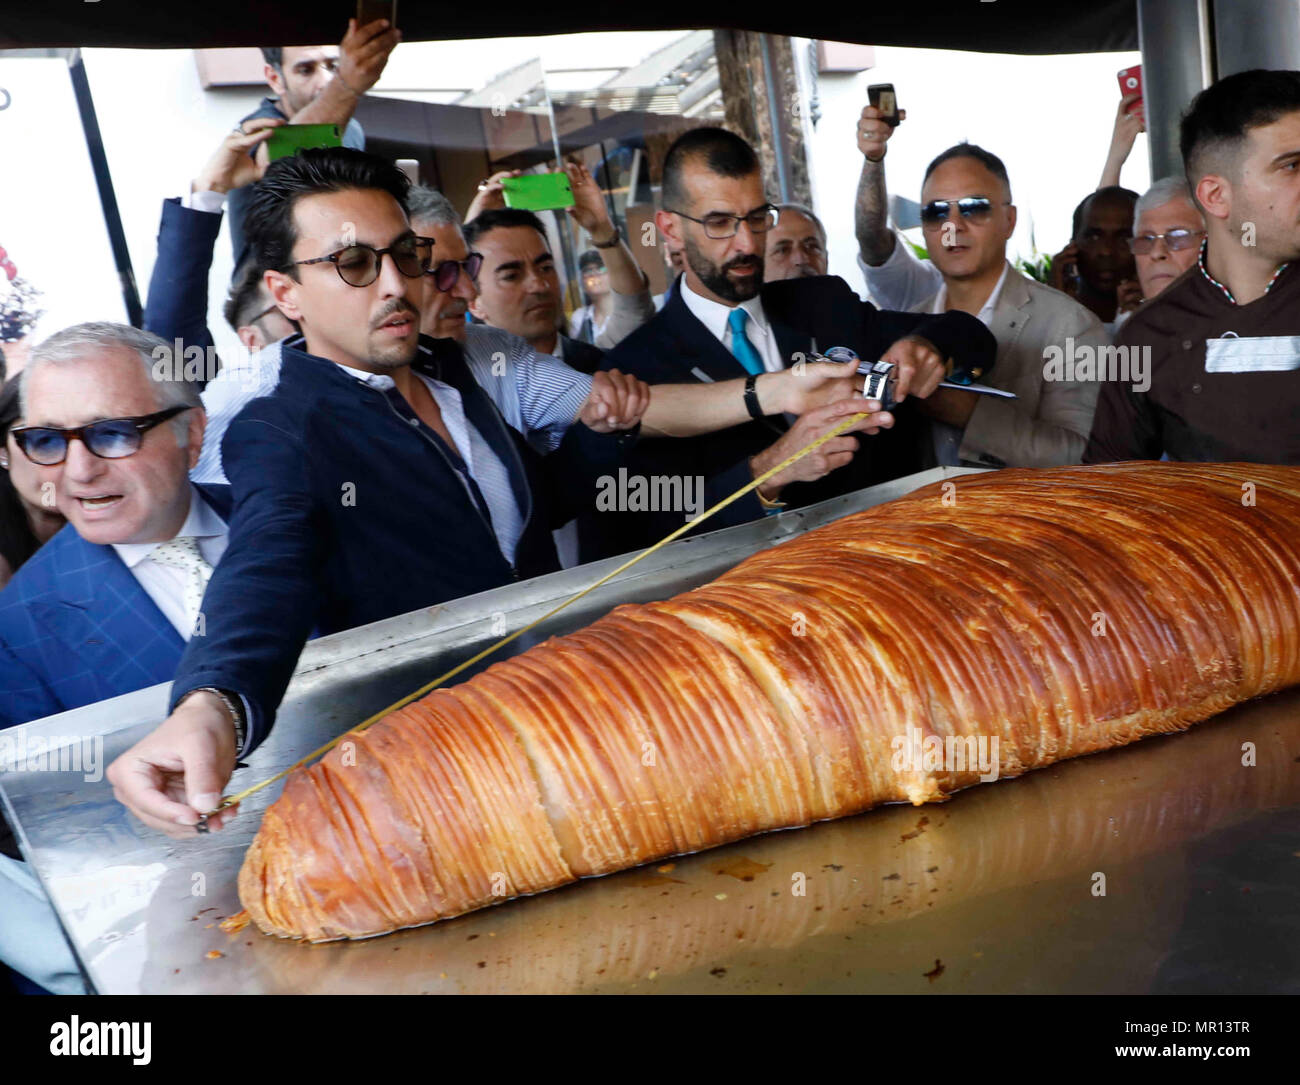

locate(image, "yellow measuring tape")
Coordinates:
205 406 874 816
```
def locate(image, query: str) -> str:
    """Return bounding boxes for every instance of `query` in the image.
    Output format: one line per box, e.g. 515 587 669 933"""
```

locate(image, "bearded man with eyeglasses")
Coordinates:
581 126 997 561
854 109 1110 470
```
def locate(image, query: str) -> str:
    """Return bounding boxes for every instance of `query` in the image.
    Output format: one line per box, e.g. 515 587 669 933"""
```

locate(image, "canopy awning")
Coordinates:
0 1 1138 54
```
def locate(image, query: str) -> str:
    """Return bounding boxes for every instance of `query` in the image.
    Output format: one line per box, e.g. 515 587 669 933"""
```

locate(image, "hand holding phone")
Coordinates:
859 84 904 162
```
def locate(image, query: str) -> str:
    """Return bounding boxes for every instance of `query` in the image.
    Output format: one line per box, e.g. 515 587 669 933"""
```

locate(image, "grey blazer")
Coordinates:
915 263 1108 468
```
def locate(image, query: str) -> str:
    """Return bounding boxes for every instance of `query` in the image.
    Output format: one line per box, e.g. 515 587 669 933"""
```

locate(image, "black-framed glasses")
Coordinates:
666 204 780 239
1128 228 1204 255
294 235 435 287
919 196 1009 226
11 406 192 466
426 252 483 293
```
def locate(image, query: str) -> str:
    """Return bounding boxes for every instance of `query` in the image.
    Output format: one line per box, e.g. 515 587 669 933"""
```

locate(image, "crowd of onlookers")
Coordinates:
0 14 1298 993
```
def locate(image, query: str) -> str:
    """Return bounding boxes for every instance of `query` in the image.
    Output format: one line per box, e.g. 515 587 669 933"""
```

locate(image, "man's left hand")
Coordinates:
580 368 650 432
880 335 946 400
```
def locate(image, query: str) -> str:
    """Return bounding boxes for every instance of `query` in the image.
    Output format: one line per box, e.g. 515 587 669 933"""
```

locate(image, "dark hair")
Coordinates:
577 249 605 273
922 143 1013 200
1180 69 1300 190
661 127 761 213
261 47 282 69
1071 185 1139 239
0 377 42 575
243 147 412 280
462 208 550 250
223 260 270 331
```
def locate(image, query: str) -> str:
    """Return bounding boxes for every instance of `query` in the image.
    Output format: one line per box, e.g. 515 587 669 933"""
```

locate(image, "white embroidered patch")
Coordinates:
1205 333 1300 373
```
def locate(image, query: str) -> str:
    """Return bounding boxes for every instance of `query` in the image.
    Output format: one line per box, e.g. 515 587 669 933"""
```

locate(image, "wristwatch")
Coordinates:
592 228 622 249
186 687 247 755
744 374 767 421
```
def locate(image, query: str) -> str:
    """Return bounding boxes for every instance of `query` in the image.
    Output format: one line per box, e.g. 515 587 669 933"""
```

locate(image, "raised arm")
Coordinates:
854 103 902 267
1099 94 1145 189
564 160 655 348
253 19 399 167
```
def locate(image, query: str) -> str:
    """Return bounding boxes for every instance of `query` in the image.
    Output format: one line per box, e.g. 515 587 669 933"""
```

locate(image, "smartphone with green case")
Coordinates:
502 172 575 212
266 124 344 162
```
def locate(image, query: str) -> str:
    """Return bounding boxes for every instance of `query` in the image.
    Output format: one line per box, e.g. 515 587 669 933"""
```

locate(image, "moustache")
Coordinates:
372 300 420 330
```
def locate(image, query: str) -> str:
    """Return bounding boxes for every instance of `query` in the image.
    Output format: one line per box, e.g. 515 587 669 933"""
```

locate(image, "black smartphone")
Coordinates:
868 83 900 127
357 0 397 27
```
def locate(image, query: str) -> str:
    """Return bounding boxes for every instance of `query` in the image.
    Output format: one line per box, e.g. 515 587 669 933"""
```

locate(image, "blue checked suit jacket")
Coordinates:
0 485 231 729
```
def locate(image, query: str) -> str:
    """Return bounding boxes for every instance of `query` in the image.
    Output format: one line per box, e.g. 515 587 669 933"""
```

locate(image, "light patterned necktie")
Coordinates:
150 535 214 631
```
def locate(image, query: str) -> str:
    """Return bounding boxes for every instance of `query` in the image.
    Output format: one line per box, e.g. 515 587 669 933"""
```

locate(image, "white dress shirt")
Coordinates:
111 484 229 639
929 261 1010 324
920 262 1011 467
680 277 785 373
332 363 525 565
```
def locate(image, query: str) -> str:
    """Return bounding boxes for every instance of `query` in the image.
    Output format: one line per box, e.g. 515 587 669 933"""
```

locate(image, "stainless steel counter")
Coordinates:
4 466 1298 994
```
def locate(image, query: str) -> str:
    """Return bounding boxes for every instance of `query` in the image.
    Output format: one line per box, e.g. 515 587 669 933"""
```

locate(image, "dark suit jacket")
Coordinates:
557 333 605 375
580 275 996 559
0 485 232 729
169 335 635 752
143 198 222 367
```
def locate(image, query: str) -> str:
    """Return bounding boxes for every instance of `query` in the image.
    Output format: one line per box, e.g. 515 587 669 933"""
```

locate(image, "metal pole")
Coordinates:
1136 0 1214 180
759 34 791 204
1213 0 1300 74
65 49 142 326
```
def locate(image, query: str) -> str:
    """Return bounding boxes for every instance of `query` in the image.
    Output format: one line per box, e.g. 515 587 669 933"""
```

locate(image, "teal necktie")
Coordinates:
727 307 765 376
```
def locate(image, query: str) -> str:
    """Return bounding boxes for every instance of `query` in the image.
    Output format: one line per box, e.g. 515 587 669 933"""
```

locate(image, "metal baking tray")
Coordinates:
4 465 1298 994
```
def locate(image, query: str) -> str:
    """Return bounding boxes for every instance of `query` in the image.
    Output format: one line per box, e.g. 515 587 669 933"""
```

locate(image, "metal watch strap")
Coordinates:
744 374 766 421
188 687 246 754
592 228 621 249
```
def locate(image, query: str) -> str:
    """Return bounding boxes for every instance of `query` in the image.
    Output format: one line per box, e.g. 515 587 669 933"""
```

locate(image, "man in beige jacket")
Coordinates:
853 108 1107 468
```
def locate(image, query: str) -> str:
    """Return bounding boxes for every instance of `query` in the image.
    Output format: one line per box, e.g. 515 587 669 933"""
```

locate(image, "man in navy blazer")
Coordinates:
583 127 997 559
107 148 656 840
0 324 229 729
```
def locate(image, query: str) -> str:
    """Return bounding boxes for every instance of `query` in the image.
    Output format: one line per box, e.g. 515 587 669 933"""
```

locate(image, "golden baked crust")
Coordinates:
239 462 1300 941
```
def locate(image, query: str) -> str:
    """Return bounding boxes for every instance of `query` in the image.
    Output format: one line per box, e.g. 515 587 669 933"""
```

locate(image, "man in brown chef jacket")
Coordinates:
1084 69 1300 465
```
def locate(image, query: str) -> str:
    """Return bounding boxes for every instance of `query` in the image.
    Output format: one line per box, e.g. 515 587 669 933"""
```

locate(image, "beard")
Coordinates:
684 236 763 303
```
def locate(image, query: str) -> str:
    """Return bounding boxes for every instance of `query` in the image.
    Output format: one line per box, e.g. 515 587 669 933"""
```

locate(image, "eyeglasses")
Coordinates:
11 406 192 466
666 205 780 239
426 252 484 293
919 197 1009 227
294 235 435 287
1128 229 1205 255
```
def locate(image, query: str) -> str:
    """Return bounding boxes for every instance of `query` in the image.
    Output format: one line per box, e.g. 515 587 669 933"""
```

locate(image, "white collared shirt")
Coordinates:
111 484 229 639
680 277 784 373
332 362 524 565
930 261 1011 327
